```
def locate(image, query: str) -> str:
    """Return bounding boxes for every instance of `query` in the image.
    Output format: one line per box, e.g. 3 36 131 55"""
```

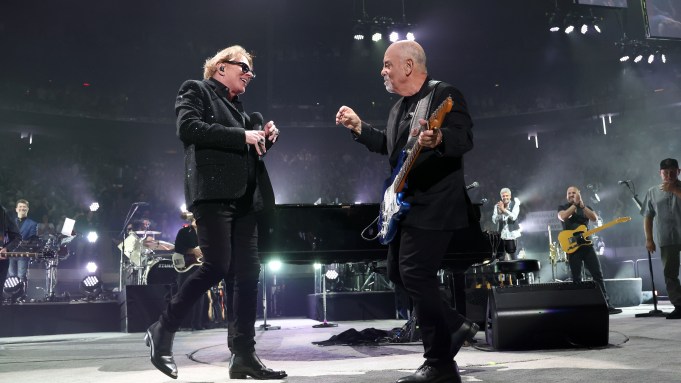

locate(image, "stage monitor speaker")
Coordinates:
120 284 175 333
486 281 609 350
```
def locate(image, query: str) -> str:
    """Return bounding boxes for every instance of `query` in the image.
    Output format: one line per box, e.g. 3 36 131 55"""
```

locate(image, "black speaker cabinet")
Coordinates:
486 281 609 350
120 284 175 333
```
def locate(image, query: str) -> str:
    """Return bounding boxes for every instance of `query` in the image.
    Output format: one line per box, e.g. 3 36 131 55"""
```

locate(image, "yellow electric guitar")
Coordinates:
558 217 631 254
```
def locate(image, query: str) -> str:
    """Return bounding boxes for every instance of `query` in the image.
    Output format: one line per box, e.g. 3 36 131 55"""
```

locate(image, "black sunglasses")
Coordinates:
224 60 256 78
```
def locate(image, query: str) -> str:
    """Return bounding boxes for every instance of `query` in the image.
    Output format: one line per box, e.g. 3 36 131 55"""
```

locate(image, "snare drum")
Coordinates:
143 258 178 285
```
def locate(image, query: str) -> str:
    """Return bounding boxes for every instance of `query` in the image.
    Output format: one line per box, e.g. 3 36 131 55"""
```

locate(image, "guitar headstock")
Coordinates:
428 96 453 131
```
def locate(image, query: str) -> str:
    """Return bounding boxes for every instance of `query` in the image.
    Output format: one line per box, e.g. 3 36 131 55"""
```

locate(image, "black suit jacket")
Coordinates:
175 78 274 210
355 78 475 231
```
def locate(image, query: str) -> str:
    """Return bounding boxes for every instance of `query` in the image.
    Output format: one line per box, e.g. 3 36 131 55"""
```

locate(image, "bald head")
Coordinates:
381 40 428 96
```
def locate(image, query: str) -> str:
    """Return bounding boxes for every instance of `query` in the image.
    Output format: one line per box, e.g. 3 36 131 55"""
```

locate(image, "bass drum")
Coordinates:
144 258 178 285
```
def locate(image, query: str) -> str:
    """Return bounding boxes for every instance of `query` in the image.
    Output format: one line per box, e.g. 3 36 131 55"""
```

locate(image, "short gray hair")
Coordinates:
499 188 511 196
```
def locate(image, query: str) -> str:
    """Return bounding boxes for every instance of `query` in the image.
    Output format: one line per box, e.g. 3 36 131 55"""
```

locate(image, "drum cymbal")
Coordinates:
144 240 175 251
135 231 162 235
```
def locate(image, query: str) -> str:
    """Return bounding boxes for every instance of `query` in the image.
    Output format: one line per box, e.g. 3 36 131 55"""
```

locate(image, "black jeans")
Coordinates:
161 203 261 354
568 245 609 302
387 226 466 366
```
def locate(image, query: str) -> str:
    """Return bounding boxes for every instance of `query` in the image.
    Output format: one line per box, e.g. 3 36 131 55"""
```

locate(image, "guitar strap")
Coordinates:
401 80 441 152
361 80 441 242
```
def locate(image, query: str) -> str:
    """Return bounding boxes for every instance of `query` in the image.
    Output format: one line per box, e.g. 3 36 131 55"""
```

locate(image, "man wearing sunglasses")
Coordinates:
144 45 285 380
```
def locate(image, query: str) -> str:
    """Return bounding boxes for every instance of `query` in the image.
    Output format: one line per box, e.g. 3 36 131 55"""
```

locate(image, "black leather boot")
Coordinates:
144 321 178 379
229 352 287 380
450 319 479 356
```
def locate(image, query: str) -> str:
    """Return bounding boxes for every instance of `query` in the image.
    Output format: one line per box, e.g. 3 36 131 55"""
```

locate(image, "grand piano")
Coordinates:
258 203 499 315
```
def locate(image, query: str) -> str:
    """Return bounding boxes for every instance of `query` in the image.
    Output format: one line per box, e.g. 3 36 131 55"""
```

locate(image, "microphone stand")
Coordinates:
621 182 668 317
119 203 141 292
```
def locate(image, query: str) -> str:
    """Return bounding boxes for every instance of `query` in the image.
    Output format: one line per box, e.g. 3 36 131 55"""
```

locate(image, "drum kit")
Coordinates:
118 230 177 285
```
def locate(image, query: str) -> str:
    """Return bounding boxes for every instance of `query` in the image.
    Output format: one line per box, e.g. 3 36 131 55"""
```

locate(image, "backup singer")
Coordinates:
336 40 477 383
144 45 285 380
491 188 521 260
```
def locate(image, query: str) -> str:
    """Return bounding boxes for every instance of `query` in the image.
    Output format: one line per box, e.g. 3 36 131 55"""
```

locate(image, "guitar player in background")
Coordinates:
558 186 622 315
174 213 209 330
0 202 21 300
336 40 477 383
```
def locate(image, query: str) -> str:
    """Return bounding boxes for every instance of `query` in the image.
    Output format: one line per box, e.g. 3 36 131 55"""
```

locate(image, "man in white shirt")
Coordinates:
492 188 522 260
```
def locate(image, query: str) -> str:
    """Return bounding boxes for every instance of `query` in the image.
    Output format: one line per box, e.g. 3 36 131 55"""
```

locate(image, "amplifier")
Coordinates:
485 281 609 350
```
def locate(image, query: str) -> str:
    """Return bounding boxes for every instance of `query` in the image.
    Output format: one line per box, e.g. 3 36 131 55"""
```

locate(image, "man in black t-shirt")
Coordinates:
174 217 208 330
558 186 621 315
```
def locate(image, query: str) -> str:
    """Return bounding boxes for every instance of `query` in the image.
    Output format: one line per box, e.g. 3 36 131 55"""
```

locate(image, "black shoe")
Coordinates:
451 319 479 356
396 362 461 383
667 307 681 319
229 352 287 380
144 321 178 379
608 306 623 315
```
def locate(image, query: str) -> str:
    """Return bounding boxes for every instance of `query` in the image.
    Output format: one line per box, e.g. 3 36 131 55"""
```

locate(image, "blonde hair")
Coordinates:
203 45 253 80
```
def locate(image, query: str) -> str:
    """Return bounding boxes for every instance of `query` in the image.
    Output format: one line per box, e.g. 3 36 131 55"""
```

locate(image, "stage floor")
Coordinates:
1 302 680 383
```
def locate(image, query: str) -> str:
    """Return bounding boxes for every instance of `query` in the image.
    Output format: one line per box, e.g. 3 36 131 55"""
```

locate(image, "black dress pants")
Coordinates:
161 203 261 354
568 245 609 302
387 226 466 366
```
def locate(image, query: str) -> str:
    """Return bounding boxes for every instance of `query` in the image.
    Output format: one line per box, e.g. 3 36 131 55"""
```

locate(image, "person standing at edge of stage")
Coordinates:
642 158 681 319
144 45 285 380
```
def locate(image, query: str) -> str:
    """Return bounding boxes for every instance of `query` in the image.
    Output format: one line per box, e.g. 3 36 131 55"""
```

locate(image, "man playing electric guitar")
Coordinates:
336 40 477 383
174 215 207 330
558 186 621 315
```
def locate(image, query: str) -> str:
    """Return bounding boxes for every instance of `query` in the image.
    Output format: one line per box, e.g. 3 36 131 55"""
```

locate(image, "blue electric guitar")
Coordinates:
377 96 453 245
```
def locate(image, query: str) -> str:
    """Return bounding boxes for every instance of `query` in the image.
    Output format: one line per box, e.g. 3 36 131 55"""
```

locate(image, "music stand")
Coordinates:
313 265 338 328
257 264 280 331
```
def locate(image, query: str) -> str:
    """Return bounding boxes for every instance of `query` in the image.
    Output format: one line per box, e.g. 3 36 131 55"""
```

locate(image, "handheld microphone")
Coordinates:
466 181 479 190
618 180 631 185
249 112 264 131
250 112 265 159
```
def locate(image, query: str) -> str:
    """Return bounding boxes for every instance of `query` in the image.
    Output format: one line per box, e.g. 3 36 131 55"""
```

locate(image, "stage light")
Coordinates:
405 32 415 41
564 24 574 34
634 54 643 63
661 53 667 63
648 53 655 64
87 231 98 243
80 275 102 300
313 263 321 270
619 55 630 62
352 23 366 41
86 262 98 273
268 260 282 272
547 12 561 32
389 31 399 42
581 23 588 34
593 21 601 33
371 32 382 42
3 276 24 302
89 202 99 212
325 269 339 280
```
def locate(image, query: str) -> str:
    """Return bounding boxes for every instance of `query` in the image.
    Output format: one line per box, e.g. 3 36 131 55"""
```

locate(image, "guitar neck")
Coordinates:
393 142 424 193
582 220 623 238
4 252 40 258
